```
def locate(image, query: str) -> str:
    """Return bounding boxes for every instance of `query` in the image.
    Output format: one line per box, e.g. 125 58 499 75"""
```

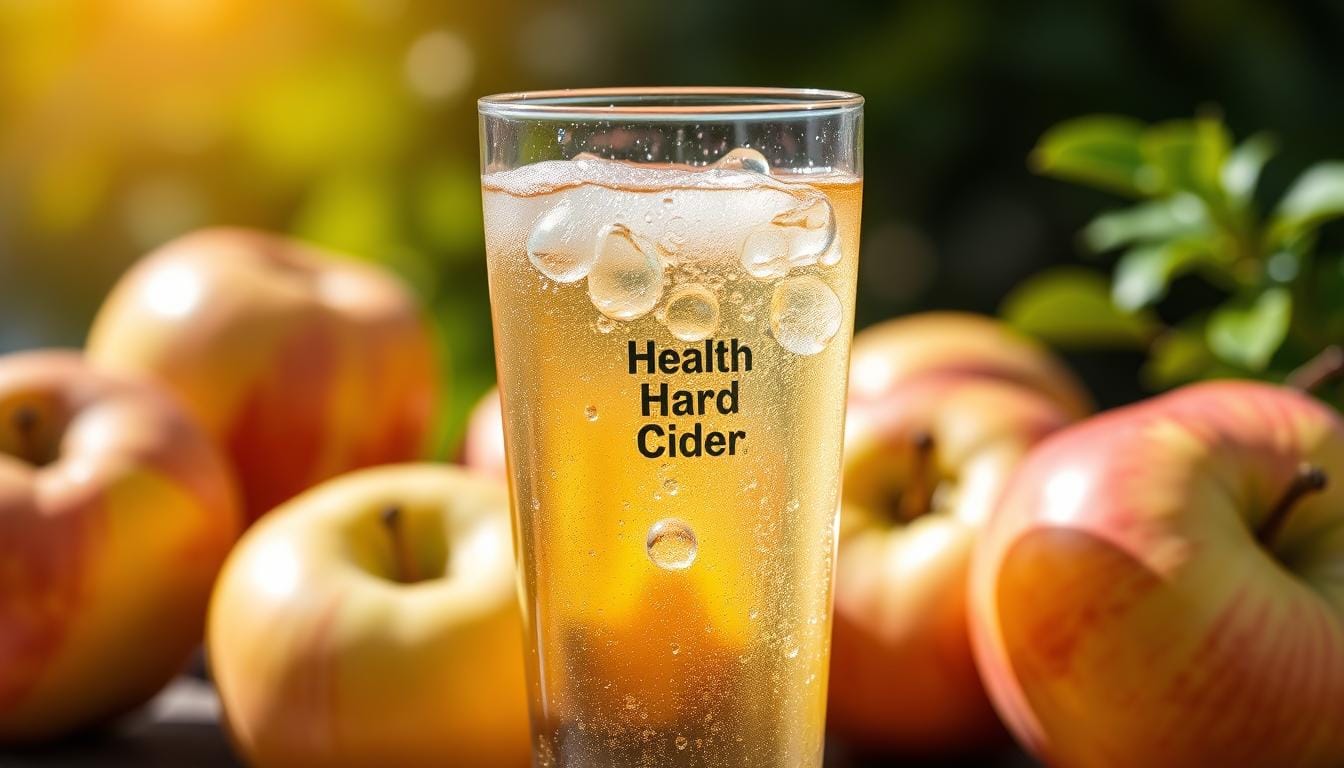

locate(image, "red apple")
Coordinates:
829 374 1073 755
86 228 438 523
208 463 530 768
0 351 240 742
971 381 1344 768
462 386 506 482
849 312 1093 419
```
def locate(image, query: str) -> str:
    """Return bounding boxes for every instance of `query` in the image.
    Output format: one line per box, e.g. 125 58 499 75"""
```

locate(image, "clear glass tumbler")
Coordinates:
479 87 863 768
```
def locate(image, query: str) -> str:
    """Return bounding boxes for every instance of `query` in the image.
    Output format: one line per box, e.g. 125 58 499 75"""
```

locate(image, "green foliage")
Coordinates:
1005 112 1344 392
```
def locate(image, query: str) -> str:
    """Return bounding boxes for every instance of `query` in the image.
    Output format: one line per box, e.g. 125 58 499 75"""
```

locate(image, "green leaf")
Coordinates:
1082 194 1210 252
1111 240 1218 310
1030 116 1147 196
1221 133 1277 207
1143 327 1216 389
1271 162 1344 240
1206 287 1292 371
1139 116 1231 200
1001 268 1156 348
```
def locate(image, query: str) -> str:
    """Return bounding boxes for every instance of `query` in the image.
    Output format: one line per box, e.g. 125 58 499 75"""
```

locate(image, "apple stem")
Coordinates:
1256 463 1328 548
380 504 422 584
10 405 42 465
899 431 937 522
1287 346 1344 394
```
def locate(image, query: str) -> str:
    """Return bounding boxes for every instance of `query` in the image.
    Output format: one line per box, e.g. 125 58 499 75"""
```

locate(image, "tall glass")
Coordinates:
479 88 863 768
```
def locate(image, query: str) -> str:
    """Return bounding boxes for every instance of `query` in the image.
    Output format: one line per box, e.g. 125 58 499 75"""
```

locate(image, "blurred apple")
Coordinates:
462 386 506 481
0 351 240 742
829 374 1072 755
87 228 438 523
972 381 1344 768
208 464 530 768
848 312 1093 419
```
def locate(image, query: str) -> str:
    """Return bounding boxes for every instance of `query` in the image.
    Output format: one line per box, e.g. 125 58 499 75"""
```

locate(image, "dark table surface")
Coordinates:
0 678 1040 767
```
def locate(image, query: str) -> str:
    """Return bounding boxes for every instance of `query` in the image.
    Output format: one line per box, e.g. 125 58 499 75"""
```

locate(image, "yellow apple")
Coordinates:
849 312 1093 419
0 350 240 742
829 373 1073 755
972 381 1344 768
87 228 438 523
208 463 530 768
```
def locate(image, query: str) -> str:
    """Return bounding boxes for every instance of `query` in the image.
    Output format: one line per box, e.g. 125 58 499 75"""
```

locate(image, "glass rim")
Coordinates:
478 87 864 122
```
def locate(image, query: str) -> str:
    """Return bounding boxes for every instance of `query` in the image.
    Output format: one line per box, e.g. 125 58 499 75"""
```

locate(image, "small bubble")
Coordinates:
675 735 689 751
770 275 842 355
585 405 599 421
646 518 698 571
748 607 759 621
662 284 720 342
670 643 681 656
596 316 616 334
588 224 664 320
643 211 655 224
714 147 771 174
663 477 679 496
527 200 596 283
785 646 800 659
625 695 638 710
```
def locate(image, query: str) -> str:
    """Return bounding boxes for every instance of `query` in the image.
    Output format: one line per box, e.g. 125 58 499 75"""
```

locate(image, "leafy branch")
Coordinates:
1003 111 1344 395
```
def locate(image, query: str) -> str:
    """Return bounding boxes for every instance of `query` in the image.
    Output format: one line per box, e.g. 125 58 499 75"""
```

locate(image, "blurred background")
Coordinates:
3 0 1343 451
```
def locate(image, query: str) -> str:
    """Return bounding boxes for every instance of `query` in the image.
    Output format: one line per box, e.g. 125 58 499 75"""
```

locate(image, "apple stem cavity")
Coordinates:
10 405 46 466
899 431 937 523
1257 463 1329 548
380 504 422 584
1287 345 1344 394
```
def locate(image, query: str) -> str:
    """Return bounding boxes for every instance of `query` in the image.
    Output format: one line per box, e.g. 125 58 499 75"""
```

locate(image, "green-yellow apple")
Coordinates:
86 228 438 523
829 374 1073 755
0 350 240 742
208 463 530 768
849 312 1093 419
971 381 1344 768
462 386 506 481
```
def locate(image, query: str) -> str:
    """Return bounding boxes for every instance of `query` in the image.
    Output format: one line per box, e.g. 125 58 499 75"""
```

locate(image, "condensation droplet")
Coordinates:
662 283 720 342
585 405 598 421
714 147 771 174
675 735 689 751
527 200 596 283
646 518 697 571
625 695 638 710
662 477 680 496
785 645 801 659
588 224 664 320
670 643 681 656
770 275 842 355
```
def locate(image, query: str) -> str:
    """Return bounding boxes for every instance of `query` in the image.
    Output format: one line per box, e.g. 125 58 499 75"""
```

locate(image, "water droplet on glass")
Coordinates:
527 200 596 283
748 607 759 621
585 405 598 421
662 284 720 342
646 518 697 571
588 224 663 320
670 642 681 656
675 735 689 751
662 477 679 496
596 315 616 334
785 646 801 659
625 695 638 710
770 275 842 355
715 147 771 174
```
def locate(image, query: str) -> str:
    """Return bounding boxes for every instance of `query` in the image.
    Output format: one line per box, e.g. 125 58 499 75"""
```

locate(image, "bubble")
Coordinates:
662 284 720 342
785 645 800 660
740 195 838 279
646 518 697 571
670 642 681 656
527 200 596 283
714 147 771 174
770 275 842 355
584 405 598 421
662 477 679 496
675 735 689 751
625 695 638 710
588 224 664 320
596 316 616 334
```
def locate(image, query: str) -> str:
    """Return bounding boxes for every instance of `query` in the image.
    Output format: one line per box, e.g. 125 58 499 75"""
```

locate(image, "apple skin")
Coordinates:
849 312 1093 419
462 387 506 482
0 350 240 742
829 374 1073 755
87 228 438 523
208 463 530 768
971 381 1344 768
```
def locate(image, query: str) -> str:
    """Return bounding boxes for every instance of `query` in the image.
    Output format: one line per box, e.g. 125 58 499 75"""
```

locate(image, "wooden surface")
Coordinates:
0 678 1039 767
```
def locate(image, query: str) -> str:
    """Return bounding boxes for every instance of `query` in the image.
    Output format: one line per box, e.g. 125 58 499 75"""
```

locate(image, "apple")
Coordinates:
829 373 1073 755
462 386 506 482
86 228 439 523
848 312 1093 419
208 463 530 768
971 381 1344 768
0 350 240 742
